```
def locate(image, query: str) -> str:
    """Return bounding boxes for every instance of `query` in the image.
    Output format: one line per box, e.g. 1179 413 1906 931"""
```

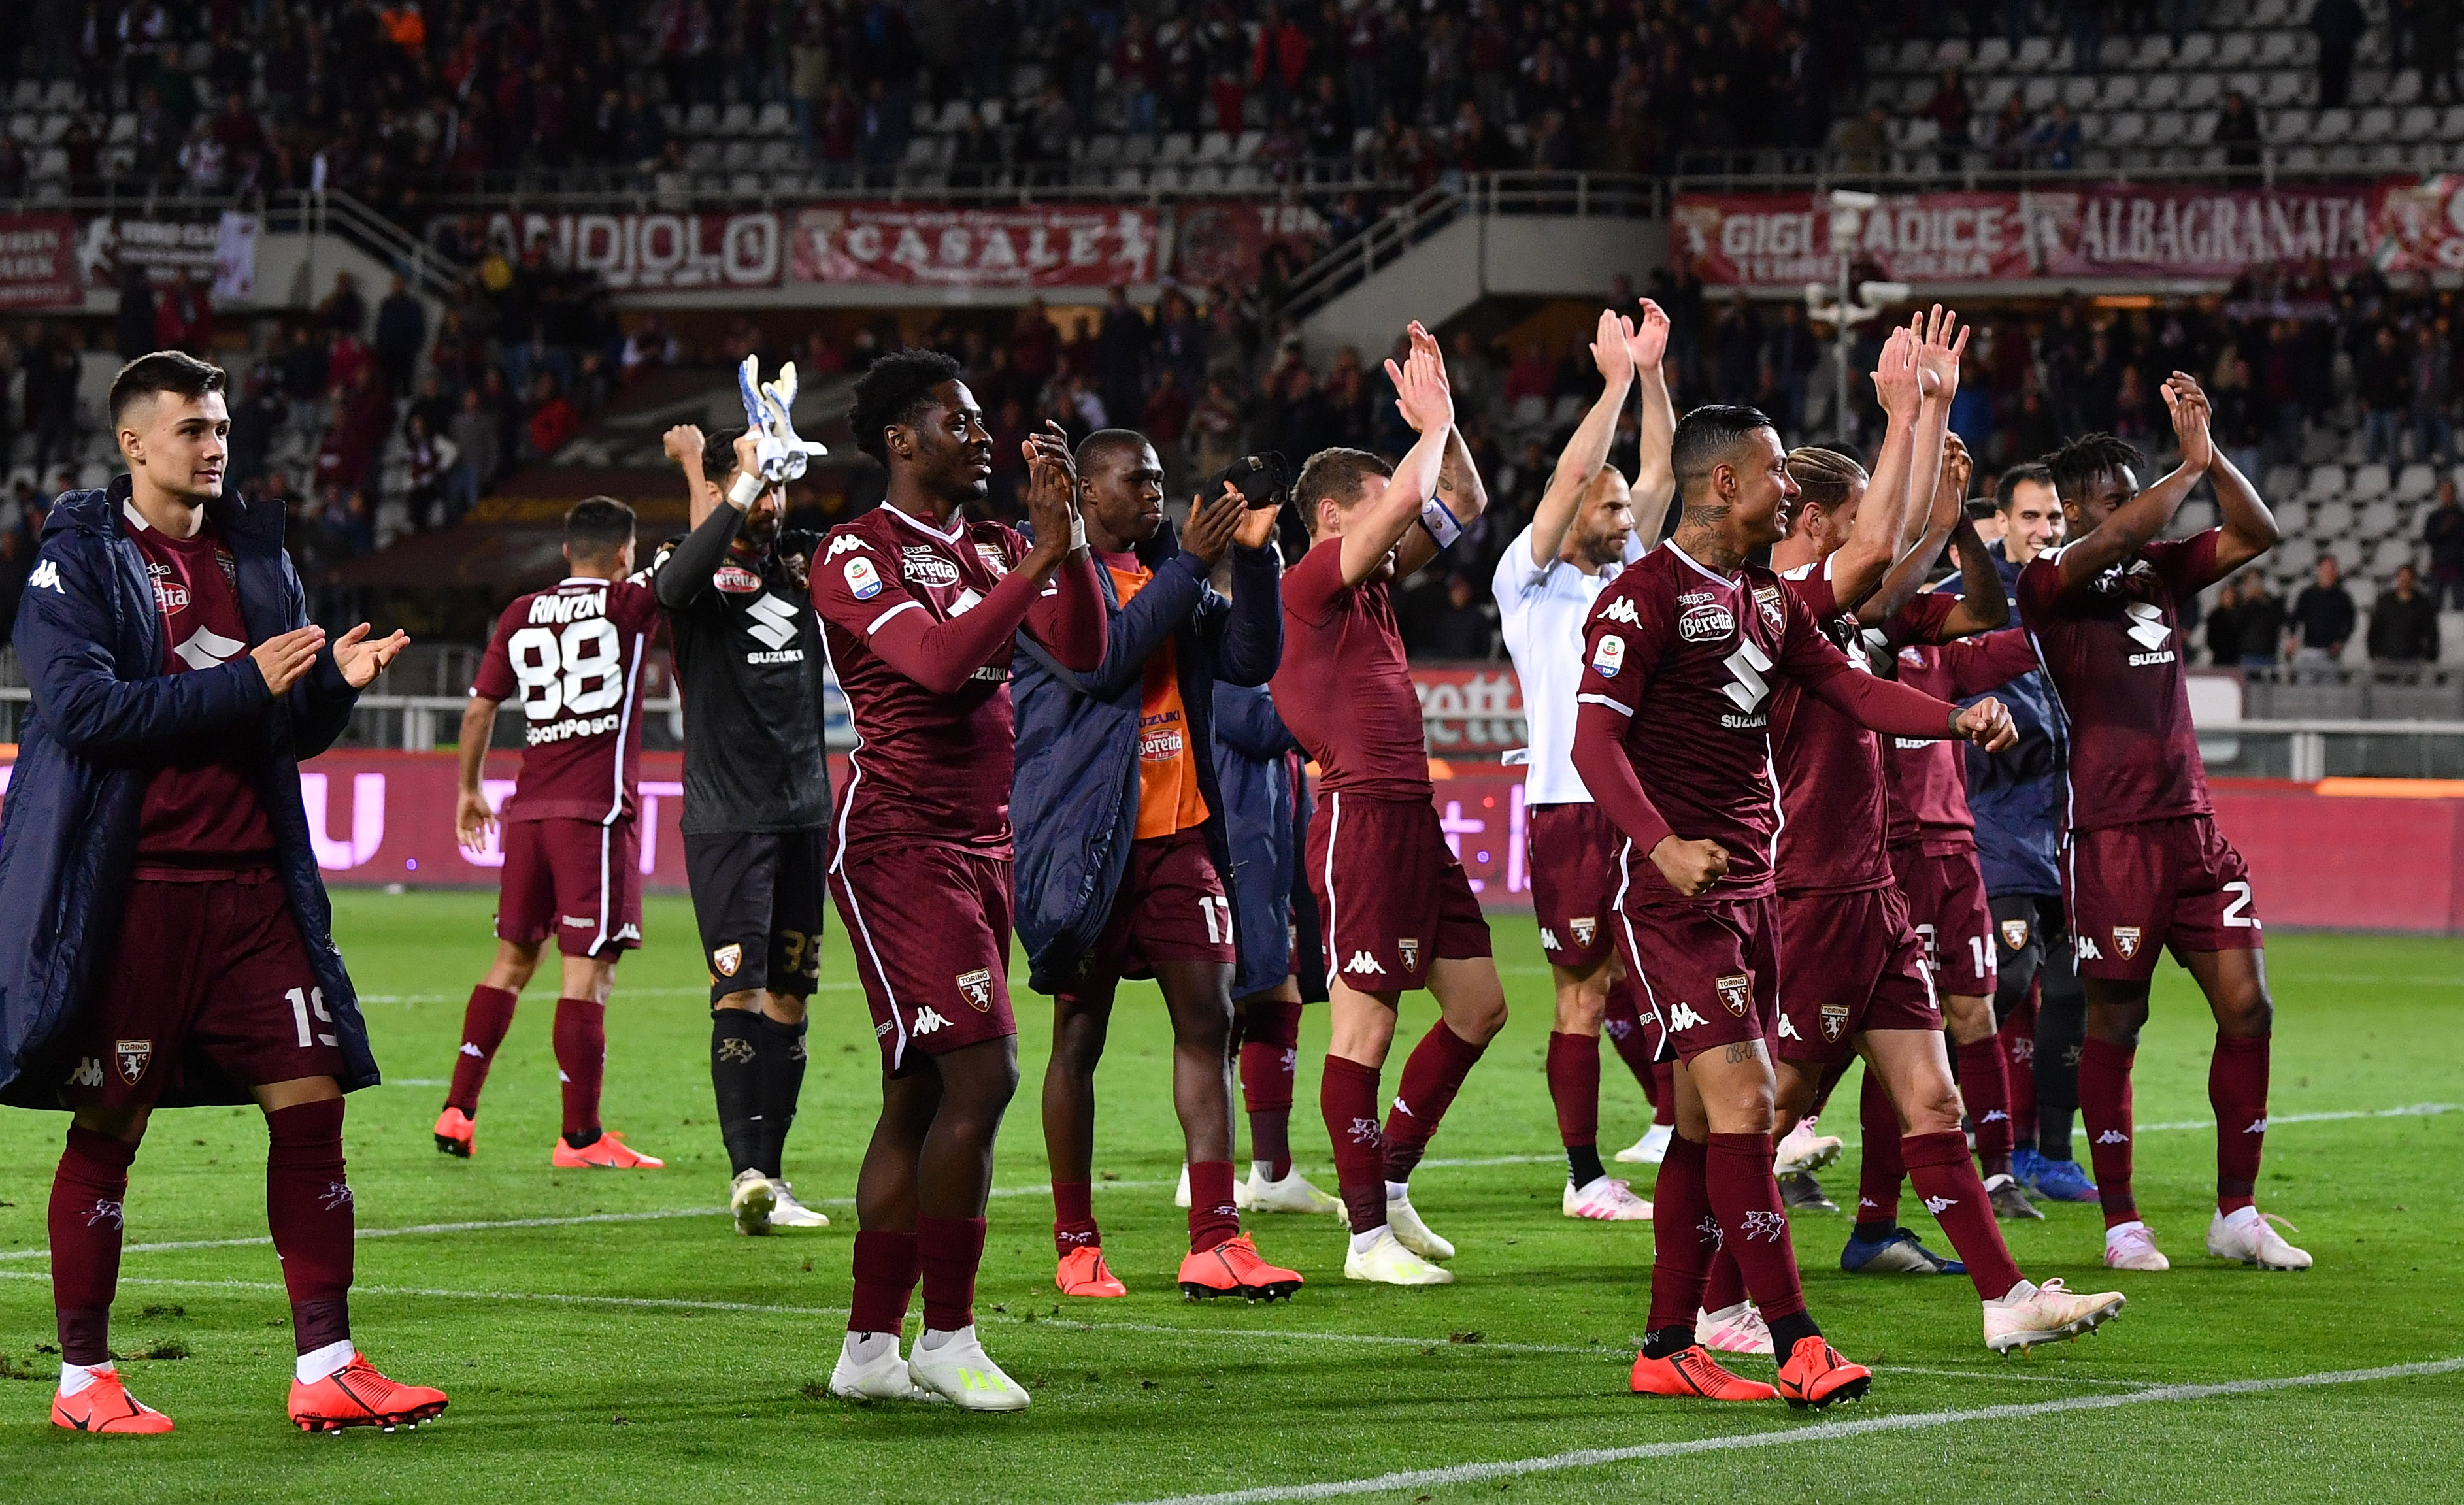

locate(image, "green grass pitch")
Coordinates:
0 890 2459 1502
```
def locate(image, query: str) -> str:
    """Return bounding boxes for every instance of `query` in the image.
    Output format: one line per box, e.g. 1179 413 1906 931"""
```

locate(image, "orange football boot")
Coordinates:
551 1131 665 1168
52 1370 174 1433
1629 1345 1781 1400
1055 1246 1127 1297
288 1355 450 1433
432 1107 475 1158
1178 1234 1304 1302
1775 1335 1872 1410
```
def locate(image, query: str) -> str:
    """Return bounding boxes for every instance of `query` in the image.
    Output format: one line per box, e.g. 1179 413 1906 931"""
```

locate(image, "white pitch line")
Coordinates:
356 983 861 1004
1111 1357 2464 1505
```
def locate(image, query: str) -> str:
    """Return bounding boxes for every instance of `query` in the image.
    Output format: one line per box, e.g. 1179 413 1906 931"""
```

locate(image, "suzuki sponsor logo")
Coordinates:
173 624 246 670
744 593 803 650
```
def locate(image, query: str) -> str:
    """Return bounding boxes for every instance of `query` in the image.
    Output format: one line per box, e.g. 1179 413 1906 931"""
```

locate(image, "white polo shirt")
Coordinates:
1493 523 1649 806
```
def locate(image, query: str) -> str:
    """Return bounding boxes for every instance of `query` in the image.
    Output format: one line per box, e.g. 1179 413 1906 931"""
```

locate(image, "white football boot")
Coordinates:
1384 1189 1456 1262
2103 1220 2172 1272
827 1332 939 1402
1342 1227 1455 1285
1562 1174 1654 1221
1615 1123 1674 1165
768 1180 831 1228
2206 1208 2313 1270
729 1169 775 1236
1774 1118 1845 1175
907 1326 1030 1411
1246 1165 1344 1214
1983 1279 2127 1353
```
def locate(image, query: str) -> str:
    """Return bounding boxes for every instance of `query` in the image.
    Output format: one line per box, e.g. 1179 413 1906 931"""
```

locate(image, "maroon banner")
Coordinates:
484 211 784 291
1675 184 2386 287
2372 174 2464 274
790 203 1161 288
1171 200 1331 287
0 213 79 308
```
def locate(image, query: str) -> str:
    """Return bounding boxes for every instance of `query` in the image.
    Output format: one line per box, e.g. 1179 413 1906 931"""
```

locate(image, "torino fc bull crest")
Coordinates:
1569 917 1597 948
1715 974 1751 1017
1820 1003 1850 1043
114 1039 152 1085
2001 918 2031 951
956 968 995 1013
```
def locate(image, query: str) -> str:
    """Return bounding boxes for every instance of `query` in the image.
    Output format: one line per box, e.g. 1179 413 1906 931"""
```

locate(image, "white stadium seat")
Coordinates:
2396 463 2439 501
2305 465 2349 501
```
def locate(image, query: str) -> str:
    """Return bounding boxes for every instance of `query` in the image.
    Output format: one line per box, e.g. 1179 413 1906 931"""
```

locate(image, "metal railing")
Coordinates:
2197 719 2464 782
1667 142 2454 194
0 188 461 303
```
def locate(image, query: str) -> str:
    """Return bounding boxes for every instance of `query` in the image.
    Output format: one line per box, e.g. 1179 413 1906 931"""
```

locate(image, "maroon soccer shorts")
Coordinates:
1305 791 1492 993
1888 842 1996 997
831 842 1018 1074
1775 884 1941 1068
1057 829 1235 1004
56 873 345 1108
2063 814 2263 982
1612 882 1778 1064
496 816 643 959
1526 801 1621 970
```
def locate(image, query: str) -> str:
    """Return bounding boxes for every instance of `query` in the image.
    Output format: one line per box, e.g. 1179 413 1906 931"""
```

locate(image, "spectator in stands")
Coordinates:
1923 69 1973 169
404 413 452 530
1715 293 1764 406
2207 577 2246 667
1142 367 1190 462
2061 0 2103 74
1405 573 1496 660
2369 564 2443 666
1188 378 1245 482
0 137 24 200
0 527 28 647
525 372 578 461
2313 0 2368 108
446 386 494 523
2236 576 2288 669
2031 102 2082 169
2425 480 2464 608
2359 325 2408 465
2291 554 2358 668
375 277 427 395
227 372 280 493
113 265 156 362
1503 342 1554 410
320 271 367 339
2212 91 2264 182
2411 323 2454 463
1983 91 2033 171
1096 287 1150 437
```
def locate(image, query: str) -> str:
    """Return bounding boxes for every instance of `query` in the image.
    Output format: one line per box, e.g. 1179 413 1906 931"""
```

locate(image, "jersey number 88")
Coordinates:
508 620 625 722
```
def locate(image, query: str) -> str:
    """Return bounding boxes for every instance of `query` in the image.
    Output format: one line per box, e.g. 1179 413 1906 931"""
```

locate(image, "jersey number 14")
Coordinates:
508 620 626 721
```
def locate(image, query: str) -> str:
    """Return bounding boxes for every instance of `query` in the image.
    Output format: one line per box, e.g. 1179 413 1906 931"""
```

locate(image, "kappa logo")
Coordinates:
1714 973 1752 1017
2246 1117 2268 1133
65 1056 103 1088
173 624 246 670
956 968 995 1013
1980 1109 2010 1124
2075 934 2104 961
2111 925 2142 959
1923 1195 1957 1216
1739 1209 1789 1243
2095 1128 2131 1144
113 1039 151 1085
1343 950 1386 976
1539 927 1561 951
712 943 744 977
1819 1002 1850 1042
1569 916 1597 947
1776 1013 1802 1040
1397 938 1420 970
826 533 871 558
1391 1097 1415 1119
1665 1001 1709 1032
744 593 802 650
912 1006 952 1036
28 560 62 593
1677 602 1734 642
1599 595 1641 627
559 914 595 928
459 1042 486 1058
2001 918 2031 950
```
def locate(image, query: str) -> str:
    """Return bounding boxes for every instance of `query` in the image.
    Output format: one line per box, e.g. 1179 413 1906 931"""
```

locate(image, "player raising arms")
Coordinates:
1493 303 1676 1224
1571 401 2022 1407
0 352 441 1434
654 423 836 1234
1272 322 1507 1287
818 350 1105 1410
436 497 665 1170
1012 429 1297 1302
2020 381 2305 1272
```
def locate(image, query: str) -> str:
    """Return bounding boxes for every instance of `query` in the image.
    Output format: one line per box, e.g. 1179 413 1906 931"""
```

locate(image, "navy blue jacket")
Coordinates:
1965 540 2067 897
0 479 375 1108
1011 523 1281 995
1209 681 1322 1002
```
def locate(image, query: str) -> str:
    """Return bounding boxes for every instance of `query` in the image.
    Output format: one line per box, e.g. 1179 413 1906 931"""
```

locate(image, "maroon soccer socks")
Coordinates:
1644 1134 1718 1339
1902 1130 2024 1300
1382 1021 1487 1182
1320 1055 1390 1233
1237 999 1302 1180
1186 1161 1240 1253
1052 1180 1099 1257
1954 1036 2016 1178
849 1229 920 1336
2080 1036 2139 1225
1546 1031 1607 1187
265 1099 354 1356
918 1215 989 1332
1854 1070 1906 1234
444 984 519 1117
2209 1033 2271 1214
50 1127 138 1366
551 998 607 1146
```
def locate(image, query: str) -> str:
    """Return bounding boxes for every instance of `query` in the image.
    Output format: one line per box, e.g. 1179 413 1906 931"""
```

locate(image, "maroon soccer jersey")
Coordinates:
1575 542 1865 899
1271 538 1429 801
1765 559 1959 895
2017 531 2223 833
1885 625 2039 850
123 510 273 867
472 578 662 823
810 504 1039 855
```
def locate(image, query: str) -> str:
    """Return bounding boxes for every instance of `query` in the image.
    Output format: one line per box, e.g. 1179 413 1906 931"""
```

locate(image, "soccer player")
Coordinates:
435 497 665 1169
816 351 1105 1410
1570 402 2025 1406
1973 462 2098 1204
1272 323 1508 1287
653 424 835 1234
1012 429 1299 1300
1493 304 1674 1223
2020 380 2306 1272
1208 676 1340 1214
1 352 442 1433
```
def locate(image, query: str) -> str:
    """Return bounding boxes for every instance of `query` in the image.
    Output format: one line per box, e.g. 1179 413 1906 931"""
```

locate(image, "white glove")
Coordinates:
737 355 829 483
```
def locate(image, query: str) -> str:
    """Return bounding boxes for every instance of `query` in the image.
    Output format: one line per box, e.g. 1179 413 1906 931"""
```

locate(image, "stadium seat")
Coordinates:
684 140 720 170
2276 107 2315 141
2259 73 2303 107
4 114 32 144
2313 499 2357 537
1184 164 1224 191
2272 498 2312 536
2183 74 2223 108
2369 537 2418 578
2355 463 2396 499
2147 111 2189 146
1234 129 1264 157
2304 465 2348 502
683 103 718 136
2274 535 2318 578
756 140 797 170
1196 131 1233 161
106 112 135 143
2024 77 2059 110
718 103 754 135
1508 394 1550 433
1899 77 1935 111
2399 105 2439 139
2255 33 2298 67
2172 499 2219 536
2357 107 2398 141
2284 144 2323 170
1159 132 1195 163
2101 76 2142 110
2216 33 2256 67
2312 107 2355 143
2015 36 2054 70
1895 39 1933 72
31 147 63 180
2176 33 2220 67
1223 163 1263 190
2396 463 2439 501
1974 37 2013 71
2357 499 2402 540
754 103 792 135
1120 133 1156 163
2366 143 2407 169
2061 76 2099 109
